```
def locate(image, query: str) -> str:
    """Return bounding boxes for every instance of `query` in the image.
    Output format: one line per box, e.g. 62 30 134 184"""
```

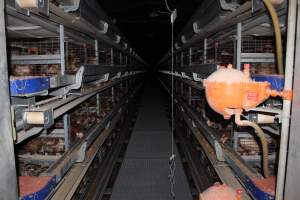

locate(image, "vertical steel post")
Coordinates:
236 23 242 70
284 4 299 198
0 1 18 198
203 38 207 63
59 25 65 75
233 131 239 151
110 48 114 66
120 52 122 65
188 86 192 105
63 114 70 150
95 40 99 65
112 87 115 103
189 47 192 66
84 44 87 64
60 25 70 151
277 1 298 199
96 93 101 116
66 41 69 68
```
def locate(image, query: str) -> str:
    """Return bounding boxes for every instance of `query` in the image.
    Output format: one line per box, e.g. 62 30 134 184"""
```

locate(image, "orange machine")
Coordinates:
204 65 291 119
203 64 292 178
199 183 242 200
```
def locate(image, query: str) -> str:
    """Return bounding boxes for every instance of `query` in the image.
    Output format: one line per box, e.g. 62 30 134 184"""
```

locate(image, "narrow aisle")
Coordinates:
110 80 192 200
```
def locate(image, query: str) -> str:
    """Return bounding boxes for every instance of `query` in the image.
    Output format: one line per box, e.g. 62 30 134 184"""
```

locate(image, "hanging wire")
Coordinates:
167 7 177 199
164 0 172 13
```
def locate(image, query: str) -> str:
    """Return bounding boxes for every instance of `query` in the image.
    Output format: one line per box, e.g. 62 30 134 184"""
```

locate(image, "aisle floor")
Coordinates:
110 81 192 200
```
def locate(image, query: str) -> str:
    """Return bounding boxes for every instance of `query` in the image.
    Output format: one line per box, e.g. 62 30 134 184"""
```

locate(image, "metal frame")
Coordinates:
49 80 143 199
4 2 146 199
16 73 142 143
158 3 292 199
282 1 299 199
0 1 18 199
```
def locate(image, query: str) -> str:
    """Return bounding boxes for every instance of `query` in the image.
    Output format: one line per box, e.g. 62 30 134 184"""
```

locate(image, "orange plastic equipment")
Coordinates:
199 183 242 200
204 65 290 119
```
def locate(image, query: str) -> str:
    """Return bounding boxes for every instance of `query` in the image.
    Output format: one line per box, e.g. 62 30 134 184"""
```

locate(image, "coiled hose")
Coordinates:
263 0 284 75
235 114 269 178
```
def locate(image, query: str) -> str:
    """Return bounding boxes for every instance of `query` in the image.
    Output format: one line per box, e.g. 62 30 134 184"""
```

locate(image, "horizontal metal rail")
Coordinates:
159 2 286 65
84 100 137 200
47 82 143 199
16 73 143 143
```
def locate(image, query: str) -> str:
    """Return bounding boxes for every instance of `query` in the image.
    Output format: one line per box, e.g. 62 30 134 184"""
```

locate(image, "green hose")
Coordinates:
263 0 284 75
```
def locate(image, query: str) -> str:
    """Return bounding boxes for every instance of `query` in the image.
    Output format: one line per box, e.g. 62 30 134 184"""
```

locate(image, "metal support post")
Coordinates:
112 87 115 103
119 52 122 65
65 41 69 68
0 1 18 198
233 131 239 151
63 114 70 150
59 25 65 75
236 23 242 70
60 25 70 151
84 44 87 64
110 48 114 66
189 47 192 66
96 93 101 116
204 38 207 63
95 40 99 65
278 1 298 199
188 87 191 105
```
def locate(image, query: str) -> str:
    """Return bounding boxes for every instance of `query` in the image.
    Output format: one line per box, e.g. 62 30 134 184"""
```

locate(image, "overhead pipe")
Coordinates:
276 0 297 199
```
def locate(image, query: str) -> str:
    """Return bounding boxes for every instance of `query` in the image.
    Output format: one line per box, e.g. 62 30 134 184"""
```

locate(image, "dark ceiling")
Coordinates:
98 0 203 65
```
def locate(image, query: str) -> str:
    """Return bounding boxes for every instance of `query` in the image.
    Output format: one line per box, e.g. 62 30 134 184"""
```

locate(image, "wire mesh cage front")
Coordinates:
206 39 234 65
9 38 60 55
8 38 61 76
241 36 277 74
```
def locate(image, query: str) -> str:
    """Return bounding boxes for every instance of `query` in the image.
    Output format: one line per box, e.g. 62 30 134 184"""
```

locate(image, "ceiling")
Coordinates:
98 0 203 65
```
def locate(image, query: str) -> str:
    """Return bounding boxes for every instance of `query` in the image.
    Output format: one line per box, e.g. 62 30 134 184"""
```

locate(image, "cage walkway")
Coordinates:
110 80 192 200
